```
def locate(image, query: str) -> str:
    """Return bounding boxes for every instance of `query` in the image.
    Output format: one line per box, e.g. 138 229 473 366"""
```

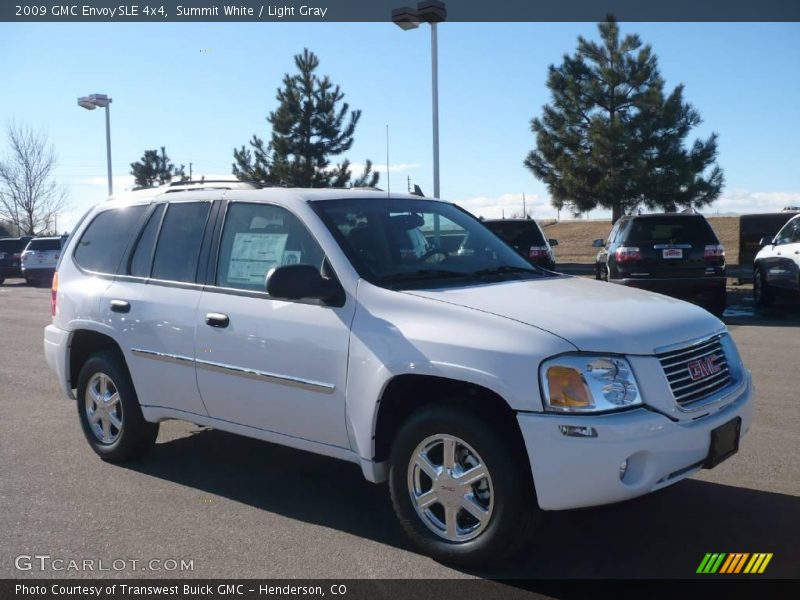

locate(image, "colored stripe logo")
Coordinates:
697 553 773 574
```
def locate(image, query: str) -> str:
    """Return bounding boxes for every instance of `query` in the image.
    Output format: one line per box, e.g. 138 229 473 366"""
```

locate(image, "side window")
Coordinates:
216 203 324 292
790 220 800 244
129 204 165 277
775 220 796 245
151 202 211 283
73 205 147 274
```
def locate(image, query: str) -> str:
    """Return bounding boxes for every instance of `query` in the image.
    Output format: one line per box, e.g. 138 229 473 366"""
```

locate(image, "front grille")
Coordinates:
657 335 733 406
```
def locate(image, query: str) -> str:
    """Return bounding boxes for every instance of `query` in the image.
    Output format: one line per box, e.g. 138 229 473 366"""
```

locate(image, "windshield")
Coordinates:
313 198 547 288
0 239 25 253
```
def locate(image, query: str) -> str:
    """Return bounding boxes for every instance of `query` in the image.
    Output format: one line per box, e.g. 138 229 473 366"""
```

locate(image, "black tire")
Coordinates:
25 276 34 286
753 267 774 308
76 350 159 462
707 288 727 318
0 277 5 285
389 404 539 567
595 264 602 280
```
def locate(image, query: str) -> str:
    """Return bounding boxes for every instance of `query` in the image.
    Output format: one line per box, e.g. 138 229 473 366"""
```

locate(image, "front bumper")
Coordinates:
44 324 74 399
518 372 753 510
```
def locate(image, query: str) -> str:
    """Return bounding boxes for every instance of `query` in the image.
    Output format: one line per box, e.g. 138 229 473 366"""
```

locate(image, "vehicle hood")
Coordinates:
404 275 723 355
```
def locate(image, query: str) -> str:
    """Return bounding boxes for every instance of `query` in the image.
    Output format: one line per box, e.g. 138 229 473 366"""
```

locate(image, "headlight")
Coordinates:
540 355 642 413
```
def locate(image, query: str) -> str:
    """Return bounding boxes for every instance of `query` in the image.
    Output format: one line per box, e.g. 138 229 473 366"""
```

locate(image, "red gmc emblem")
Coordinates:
687 355 722 381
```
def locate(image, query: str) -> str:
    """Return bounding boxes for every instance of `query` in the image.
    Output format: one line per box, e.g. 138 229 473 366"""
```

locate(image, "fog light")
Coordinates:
558 425 598 438
619 459 629 480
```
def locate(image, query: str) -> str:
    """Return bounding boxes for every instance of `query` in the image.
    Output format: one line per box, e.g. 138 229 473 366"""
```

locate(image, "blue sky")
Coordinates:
1 21 798 230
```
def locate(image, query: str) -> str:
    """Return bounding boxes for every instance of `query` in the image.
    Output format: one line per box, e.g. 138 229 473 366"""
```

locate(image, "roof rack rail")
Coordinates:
166 179 262 189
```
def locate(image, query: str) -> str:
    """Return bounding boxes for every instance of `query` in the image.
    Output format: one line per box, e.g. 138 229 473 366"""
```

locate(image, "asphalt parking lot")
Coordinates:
1 280 798 580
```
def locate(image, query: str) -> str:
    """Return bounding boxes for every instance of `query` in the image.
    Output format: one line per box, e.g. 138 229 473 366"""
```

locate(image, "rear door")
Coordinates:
101 195 219 417
623 216 719 278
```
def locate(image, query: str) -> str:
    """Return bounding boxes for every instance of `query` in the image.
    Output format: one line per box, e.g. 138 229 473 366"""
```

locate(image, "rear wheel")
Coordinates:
753 267 774 308
389 404 538 566
0 277 5 285
76 351 159 462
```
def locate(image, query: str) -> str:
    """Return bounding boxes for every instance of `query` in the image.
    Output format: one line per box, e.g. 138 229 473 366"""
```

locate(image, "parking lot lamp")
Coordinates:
77 93 114 196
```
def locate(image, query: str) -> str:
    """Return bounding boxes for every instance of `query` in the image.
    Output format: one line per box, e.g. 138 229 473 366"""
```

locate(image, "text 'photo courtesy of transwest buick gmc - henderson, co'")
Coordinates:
43 182 752 566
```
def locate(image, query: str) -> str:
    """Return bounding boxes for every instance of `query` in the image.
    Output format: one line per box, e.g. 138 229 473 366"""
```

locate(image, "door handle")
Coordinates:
205 312 230 328
109 300 130 313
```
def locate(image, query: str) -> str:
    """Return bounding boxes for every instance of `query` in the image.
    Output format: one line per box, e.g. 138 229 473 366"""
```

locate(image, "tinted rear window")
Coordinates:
27 238 62 251
484 221 546 247
623 217 718 244
0 239 27 253
151 202 211 283
73 206 147 273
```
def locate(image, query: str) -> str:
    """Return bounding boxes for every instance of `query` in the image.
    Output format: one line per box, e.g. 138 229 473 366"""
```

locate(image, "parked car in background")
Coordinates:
483 218 558 270
753 213 800 307
45 184 752 566
0 236 33 284
594 212 727 316
738 210 799 283
21 236 63 286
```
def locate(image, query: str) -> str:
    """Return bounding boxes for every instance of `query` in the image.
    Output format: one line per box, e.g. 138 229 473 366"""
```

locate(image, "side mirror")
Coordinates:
548 238 559 247
592 239 605 248
758 237 773 246
266 264 344 305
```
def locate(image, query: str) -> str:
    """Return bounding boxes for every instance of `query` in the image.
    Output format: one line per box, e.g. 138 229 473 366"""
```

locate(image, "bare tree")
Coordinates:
0 121 68 235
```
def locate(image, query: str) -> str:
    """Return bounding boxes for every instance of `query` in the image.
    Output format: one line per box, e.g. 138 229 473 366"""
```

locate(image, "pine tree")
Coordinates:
233 49 379 188
525 18 723 223
130 147 186 189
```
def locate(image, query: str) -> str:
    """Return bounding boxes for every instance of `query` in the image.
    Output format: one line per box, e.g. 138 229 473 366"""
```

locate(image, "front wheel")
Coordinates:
389 404 538 566
77 351 159 462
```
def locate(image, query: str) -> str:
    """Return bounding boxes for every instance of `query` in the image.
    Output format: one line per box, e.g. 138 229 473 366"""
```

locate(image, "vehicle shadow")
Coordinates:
124 428 800 579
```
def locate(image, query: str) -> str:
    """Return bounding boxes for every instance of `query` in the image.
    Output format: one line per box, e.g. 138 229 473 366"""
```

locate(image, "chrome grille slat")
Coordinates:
668 364 730 386
656 335 733 407
657 337 720 362
660 345 725 369
671 368 730 394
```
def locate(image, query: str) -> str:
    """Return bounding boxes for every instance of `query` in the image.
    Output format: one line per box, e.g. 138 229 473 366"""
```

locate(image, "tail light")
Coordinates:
615 246 642 263
528 246 550 259
51 272 58 318
704 244 725 260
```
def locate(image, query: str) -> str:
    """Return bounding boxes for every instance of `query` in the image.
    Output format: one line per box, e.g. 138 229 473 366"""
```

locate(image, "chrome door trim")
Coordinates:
194 358 335 394
131 348 194 366
131 350 336 394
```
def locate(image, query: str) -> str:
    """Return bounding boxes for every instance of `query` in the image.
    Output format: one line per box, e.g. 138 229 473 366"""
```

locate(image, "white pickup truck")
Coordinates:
45 183 752 565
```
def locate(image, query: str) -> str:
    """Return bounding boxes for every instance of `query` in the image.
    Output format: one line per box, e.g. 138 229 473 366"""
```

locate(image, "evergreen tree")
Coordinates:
525 18 723 223
233 49 379 188
130 147 186 189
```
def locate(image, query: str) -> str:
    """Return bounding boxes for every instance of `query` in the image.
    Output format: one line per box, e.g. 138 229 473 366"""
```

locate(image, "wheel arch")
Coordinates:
68 328 126 392
372 374 532 481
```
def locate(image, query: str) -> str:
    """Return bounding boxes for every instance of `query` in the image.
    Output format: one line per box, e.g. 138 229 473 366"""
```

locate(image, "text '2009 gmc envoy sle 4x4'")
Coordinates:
45 183 753 566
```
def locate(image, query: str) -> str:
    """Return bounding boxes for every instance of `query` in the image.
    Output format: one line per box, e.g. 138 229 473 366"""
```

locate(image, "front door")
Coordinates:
194 201 353 448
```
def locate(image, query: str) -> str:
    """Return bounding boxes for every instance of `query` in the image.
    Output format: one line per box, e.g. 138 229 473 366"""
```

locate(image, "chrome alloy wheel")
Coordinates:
84 373 123 445
407 434 494 542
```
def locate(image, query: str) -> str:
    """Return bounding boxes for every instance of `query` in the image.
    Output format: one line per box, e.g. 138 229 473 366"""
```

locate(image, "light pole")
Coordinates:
77 93 114 196
392 1 446 200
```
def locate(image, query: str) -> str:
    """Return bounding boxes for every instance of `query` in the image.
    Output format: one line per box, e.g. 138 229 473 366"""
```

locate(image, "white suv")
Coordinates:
753 213 800 307
45 184 753 566
22 236 63 285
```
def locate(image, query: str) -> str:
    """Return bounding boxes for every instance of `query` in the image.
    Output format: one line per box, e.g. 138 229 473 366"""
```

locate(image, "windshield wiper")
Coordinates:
471 265 541 277
377 269 470 283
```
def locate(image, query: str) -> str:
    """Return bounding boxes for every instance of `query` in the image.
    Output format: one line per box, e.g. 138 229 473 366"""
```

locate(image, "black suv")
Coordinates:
0 236 33 284
594 213 726 316
483 219 558 271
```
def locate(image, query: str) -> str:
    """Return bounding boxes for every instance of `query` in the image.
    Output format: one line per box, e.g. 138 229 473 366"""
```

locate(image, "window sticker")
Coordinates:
227 232 288 284
281 250 302 265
